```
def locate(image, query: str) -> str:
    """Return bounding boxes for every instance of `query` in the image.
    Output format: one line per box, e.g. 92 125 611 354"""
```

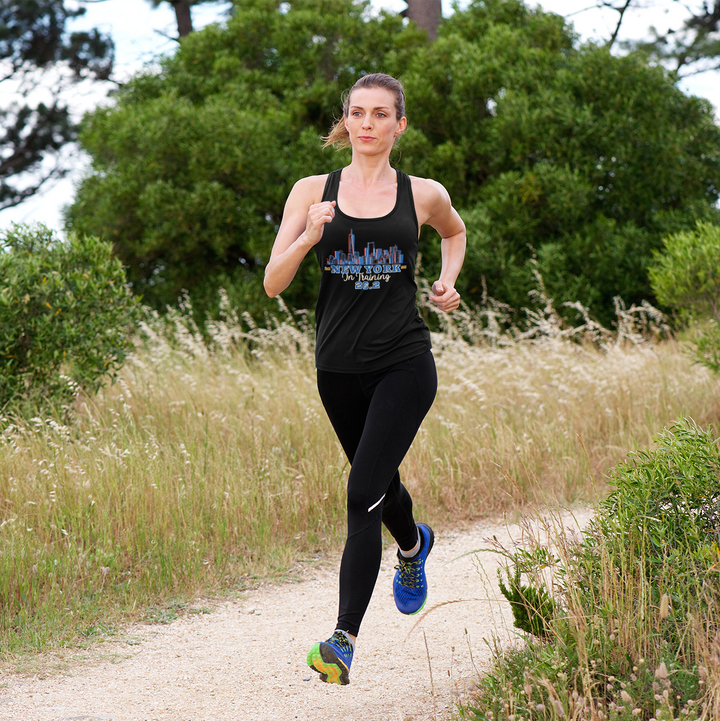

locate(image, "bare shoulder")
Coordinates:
409 176 450 203
275 173 329 239
409 175 452 225
288 174 329 206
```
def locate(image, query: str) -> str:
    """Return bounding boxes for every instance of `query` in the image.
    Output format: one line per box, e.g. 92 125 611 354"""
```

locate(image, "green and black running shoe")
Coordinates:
307 629 354 685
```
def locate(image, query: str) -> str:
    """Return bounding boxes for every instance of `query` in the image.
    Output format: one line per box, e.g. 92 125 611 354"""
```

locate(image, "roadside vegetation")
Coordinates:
463 418 720 720
456 223 720 719
1 287 718 660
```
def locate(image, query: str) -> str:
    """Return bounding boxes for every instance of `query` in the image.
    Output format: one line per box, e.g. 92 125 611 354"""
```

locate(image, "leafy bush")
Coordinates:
690 321 720 373
650 223 720 372
497 549 556 638
649 222 720 325
467 418 720 720
0 224 139 416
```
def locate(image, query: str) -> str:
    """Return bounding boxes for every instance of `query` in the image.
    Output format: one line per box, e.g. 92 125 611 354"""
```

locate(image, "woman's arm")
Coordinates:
411 178 467 313
264 175 333 298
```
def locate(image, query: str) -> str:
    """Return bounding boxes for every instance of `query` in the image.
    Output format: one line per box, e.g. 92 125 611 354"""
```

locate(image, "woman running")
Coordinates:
264 72 466 685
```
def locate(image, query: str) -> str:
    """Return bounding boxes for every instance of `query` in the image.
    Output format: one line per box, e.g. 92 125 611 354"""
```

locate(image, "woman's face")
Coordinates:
344 86 407 157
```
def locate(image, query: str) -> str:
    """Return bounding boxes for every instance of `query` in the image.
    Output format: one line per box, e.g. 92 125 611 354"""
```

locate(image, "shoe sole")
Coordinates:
306 642 350 685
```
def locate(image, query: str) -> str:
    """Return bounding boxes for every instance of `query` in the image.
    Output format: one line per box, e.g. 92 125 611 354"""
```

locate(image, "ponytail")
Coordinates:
322 118 351 149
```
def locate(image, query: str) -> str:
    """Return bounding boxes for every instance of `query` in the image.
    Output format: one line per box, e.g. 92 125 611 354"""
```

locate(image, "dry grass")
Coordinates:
1 293 718 655
411 334 718 519
463 419 720 720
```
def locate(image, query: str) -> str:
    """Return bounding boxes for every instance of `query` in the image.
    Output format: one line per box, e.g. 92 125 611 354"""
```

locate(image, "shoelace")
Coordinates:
329 631 353 654
395 556 422 589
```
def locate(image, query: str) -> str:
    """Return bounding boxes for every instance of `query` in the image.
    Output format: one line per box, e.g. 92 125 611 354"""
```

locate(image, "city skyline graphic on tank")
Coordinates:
324 229 407 291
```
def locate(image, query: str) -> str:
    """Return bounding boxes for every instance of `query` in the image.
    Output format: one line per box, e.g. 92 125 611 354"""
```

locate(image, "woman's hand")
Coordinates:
303 200 336 246
411 178 466 312
429 280 461 313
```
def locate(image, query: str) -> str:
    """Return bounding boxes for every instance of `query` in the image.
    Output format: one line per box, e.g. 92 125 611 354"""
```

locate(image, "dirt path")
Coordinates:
0 509 591 721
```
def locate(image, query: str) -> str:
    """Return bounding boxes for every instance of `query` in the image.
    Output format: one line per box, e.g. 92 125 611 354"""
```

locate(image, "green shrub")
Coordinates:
0 224 139 417
596 418 720 589
649 222 720 325
467 418 720 720
649 222 720 372
497 549 557 639
690 321 720 373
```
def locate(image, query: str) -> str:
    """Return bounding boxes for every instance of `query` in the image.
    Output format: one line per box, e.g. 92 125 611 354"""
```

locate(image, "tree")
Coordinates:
582 0 720 78
401 0 442 41
67 0 429 314
396 0 720 320
635 0 720 77
66 0 720 324
0 0 113 210
146 0 232 38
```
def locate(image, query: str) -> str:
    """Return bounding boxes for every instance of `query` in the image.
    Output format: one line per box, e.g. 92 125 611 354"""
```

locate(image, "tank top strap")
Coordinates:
396 170 419 237
321 169 342 203
396 169 412 205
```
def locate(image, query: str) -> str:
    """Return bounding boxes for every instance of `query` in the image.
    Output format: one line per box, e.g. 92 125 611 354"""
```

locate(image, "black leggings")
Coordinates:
316 350 438 637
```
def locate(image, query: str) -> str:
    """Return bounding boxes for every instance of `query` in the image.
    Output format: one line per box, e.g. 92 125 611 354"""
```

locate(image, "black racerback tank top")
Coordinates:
314 168 432 372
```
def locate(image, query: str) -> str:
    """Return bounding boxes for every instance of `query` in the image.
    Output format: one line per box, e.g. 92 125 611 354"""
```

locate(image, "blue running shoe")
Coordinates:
393 523 435 615
306 630 354 685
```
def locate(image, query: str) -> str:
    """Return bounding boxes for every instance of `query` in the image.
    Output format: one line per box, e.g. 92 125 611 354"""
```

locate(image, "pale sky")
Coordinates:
1 0 718 230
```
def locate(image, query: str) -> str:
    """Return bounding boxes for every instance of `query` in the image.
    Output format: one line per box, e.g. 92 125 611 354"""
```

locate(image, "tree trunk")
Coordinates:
172 0 194 38
402 0 442 41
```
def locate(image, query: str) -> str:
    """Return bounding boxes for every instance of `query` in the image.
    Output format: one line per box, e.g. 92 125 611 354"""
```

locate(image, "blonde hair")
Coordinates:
323 73 407 150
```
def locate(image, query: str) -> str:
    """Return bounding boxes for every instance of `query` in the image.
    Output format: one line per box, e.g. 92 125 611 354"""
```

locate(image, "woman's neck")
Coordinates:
343 153 395 186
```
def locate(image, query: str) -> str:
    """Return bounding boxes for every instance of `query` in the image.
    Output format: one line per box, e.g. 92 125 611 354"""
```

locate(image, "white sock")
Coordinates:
399 528 421 558
336 629 356 652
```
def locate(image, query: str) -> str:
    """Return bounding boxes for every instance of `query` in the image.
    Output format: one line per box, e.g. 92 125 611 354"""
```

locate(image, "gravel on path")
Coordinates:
0 509 592 721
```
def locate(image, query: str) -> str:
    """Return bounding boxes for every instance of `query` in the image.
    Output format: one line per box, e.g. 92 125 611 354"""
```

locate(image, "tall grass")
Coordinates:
1 292 718 655
464 419 720 720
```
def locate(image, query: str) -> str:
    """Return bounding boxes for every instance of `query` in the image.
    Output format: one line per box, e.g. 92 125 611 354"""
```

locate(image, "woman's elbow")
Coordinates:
263 274 278 298
263 267 288 298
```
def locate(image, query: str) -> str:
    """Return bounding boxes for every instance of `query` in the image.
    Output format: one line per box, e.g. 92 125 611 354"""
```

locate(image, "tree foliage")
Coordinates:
605 0 720 77
0 0 114 210
66 0 720 323
649 222 720 324
0 224 139 417
68 0 427 313
400 4 720 319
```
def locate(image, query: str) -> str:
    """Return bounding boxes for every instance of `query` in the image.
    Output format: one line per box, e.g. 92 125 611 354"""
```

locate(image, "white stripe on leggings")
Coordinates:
367 494 386 513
